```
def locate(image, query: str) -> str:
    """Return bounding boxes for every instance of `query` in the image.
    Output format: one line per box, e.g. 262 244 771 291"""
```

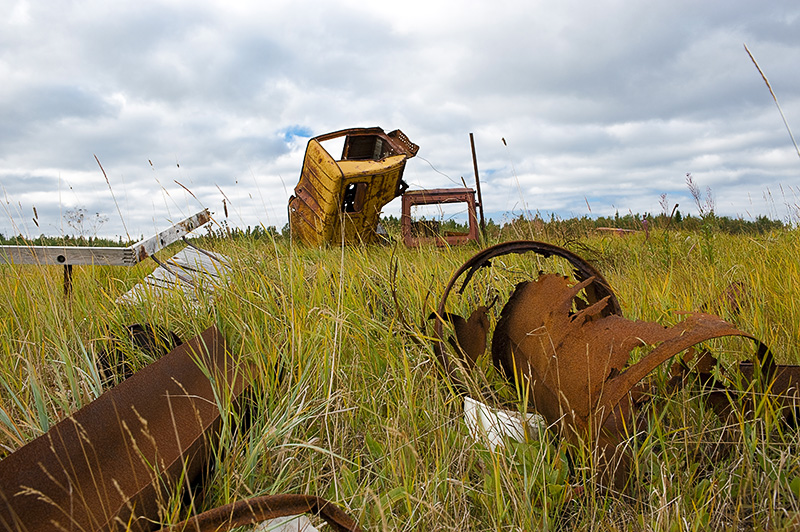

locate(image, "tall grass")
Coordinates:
1 225 799 530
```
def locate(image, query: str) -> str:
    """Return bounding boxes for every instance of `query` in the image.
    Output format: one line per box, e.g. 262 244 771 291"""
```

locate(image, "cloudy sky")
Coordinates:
2 0 799 239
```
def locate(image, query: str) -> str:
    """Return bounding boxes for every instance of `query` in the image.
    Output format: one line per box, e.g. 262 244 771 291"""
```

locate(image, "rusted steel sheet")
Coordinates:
0 326 246 531
401 188 480 247
288 127 418 246
432 241 798 489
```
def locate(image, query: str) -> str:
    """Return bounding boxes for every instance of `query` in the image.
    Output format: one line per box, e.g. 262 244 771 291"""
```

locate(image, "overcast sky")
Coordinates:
1 0 799 239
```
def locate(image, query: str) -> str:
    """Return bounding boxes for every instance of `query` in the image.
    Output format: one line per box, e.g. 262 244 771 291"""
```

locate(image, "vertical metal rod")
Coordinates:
469 133 487 240
64 264 73 299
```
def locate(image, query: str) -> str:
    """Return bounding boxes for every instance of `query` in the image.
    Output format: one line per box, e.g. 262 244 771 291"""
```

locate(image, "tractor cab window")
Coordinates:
342 182 368 212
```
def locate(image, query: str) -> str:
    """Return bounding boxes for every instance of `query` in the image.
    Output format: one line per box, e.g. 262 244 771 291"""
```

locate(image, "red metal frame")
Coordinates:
401 188 479 247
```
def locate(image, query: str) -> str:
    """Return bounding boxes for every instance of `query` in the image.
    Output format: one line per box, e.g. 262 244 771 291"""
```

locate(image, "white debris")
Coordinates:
118 245 229 304
463 396 544 450
252 515 319 532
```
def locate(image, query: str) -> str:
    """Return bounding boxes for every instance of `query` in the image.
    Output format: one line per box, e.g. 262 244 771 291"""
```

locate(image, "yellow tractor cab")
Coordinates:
288 127 419 245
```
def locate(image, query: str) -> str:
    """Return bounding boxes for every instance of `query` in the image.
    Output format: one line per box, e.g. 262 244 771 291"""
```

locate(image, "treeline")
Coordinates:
590 210 785 234
2 211 788 247
382 210 787 240
0 234 134 247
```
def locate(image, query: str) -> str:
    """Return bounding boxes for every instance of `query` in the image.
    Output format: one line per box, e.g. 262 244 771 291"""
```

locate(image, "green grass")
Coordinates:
1 225 799 530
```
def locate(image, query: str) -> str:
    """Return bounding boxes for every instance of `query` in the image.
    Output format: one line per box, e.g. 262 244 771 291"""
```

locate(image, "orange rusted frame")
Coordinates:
401 188 480 247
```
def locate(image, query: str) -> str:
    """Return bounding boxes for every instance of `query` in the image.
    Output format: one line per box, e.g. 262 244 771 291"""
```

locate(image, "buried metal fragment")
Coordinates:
96 323 184 385
154 494 361 532
0 326 242 531
432 240 799 489
0 327 363 532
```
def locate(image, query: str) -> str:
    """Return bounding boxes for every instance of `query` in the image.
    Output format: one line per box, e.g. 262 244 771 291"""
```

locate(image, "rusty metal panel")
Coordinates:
401 188 480 247
288 127 417 246
0 326 246 531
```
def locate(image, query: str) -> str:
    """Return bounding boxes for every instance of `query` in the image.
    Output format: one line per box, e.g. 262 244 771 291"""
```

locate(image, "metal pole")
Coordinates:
64 264 73 299
469 133 487 241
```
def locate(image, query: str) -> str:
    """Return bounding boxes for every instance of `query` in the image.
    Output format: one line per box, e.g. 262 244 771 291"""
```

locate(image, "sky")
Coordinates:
1 0 799 240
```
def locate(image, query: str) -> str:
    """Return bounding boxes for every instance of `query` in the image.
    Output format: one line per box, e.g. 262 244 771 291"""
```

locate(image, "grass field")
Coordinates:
1 222 799 530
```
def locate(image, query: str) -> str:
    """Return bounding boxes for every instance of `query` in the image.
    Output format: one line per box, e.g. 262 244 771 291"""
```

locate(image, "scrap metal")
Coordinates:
118 243 230 305
0 326 243 531
96 323 184 384
0 209 212 267
432 240 800 489
0 326 363 531
401 188 480 247
0 209 212 298
154 494 361 532
288 127 418 246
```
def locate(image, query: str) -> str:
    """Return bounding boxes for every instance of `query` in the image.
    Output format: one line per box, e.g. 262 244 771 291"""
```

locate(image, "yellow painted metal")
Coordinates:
288 128 416 246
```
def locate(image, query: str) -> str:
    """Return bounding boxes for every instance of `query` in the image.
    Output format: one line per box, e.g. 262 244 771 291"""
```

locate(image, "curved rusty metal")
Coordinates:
432 240 791 489
155 494 361 532
432 240 621 398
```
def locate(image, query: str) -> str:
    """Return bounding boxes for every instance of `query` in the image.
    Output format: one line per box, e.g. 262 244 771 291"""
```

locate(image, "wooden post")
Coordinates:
469 133 487 241
64 264 73 299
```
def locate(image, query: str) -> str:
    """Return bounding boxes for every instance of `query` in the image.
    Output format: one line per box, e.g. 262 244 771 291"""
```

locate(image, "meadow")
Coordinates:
0 218 799 531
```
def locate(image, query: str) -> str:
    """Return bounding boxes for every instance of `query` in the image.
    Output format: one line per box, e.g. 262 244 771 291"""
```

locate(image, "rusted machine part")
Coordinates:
0 326 247 531
490 273 768 486
432 240 797 489
431 240 621 396
288 127 418 246
155 494 361 532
